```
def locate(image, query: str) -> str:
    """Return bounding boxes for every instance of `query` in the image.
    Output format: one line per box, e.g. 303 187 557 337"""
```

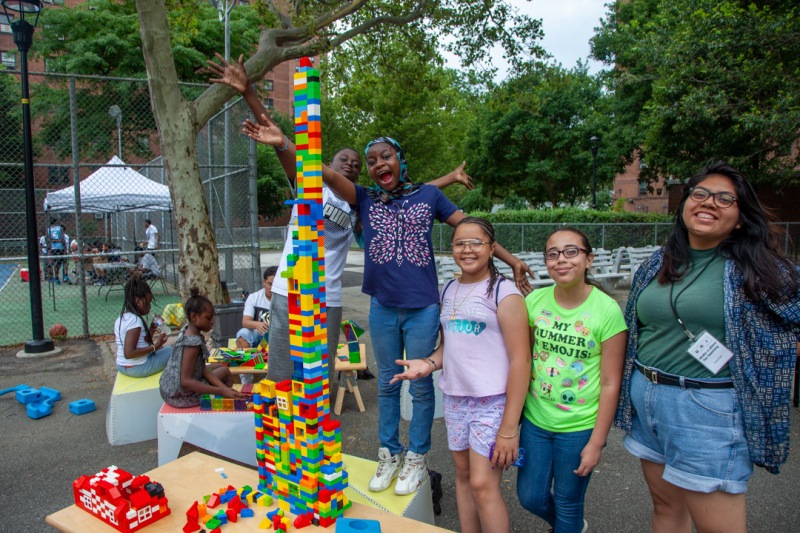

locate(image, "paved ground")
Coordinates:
2 251 799 532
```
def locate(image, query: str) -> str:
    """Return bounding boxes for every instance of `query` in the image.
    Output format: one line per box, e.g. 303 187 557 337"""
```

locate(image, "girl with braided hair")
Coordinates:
113 274 172 377
392 217 530 533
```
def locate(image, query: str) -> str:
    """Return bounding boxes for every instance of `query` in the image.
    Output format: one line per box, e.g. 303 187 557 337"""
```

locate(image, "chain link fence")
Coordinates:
0 71 262 347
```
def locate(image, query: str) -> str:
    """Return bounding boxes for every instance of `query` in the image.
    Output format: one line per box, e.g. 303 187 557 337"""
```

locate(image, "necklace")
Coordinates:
450 278 485 320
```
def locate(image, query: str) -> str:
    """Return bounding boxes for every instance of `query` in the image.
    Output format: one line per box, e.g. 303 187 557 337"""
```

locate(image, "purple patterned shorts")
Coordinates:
443 393 507 458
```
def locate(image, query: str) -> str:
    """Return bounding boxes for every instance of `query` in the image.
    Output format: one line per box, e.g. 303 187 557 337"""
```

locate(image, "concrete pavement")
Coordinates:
2 250 799 532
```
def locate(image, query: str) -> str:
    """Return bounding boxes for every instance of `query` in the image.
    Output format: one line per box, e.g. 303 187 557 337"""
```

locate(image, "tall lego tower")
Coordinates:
252 57 351 528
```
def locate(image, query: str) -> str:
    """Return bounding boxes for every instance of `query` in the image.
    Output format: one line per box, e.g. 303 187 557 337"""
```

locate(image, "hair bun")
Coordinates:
189 287 201 298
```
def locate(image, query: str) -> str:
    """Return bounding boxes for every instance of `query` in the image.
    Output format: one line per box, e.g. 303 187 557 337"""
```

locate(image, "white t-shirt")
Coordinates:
145 224 158 249
272 185 353 307
114 312 151 367
243 289 271 323
139 253 160 275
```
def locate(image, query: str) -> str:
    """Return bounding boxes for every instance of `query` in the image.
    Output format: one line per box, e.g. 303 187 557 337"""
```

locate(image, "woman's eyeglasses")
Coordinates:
452 239 490 251
688 186 737 208
544 246 589 261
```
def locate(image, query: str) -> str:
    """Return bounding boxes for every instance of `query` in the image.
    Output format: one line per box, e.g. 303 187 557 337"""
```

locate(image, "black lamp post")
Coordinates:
3 0 52 353
590 135 600 210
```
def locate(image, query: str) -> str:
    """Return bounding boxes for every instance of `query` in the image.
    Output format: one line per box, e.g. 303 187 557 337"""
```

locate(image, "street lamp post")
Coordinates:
108 104 122 160
590 135 600 210
3 0 53 353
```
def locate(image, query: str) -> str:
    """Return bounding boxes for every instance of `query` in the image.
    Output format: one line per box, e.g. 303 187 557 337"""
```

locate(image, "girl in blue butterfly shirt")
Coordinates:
243 119 534 497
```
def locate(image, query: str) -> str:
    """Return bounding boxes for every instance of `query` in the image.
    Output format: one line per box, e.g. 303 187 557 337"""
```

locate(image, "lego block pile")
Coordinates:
199 383 255 411
73 466 170 533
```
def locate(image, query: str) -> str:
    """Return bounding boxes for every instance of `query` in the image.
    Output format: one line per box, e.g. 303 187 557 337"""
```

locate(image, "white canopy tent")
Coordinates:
44 156 173 213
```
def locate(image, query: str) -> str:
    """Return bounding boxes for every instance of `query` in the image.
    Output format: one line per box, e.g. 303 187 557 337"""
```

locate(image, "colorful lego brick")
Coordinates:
73 466 170 532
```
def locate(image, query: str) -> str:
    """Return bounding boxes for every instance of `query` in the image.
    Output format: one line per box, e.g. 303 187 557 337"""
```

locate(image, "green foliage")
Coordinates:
458 186 493 212
500 193 527 211
464 63 626 208
36 0 262 81
471 207 672 224
30 0 262 160
320 27 476 199
592 0 800 185
256 111 293 221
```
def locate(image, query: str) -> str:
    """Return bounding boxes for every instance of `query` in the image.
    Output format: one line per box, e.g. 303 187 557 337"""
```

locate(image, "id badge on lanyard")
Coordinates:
669 254 732 375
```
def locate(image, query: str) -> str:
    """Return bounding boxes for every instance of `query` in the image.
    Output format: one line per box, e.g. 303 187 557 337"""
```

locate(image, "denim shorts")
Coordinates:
443 393 506 458
625 370 753 494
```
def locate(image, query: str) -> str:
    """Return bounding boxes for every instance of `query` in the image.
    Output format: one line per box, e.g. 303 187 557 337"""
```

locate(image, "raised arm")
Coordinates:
444 210 535 294
207 53 297 185
492 293 531 469
427 161 474 191
242 115 357 204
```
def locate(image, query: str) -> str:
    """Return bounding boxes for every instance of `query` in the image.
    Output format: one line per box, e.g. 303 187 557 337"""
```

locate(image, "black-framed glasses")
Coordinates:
688 186 737 208
544 246 589 261
452 239 490 251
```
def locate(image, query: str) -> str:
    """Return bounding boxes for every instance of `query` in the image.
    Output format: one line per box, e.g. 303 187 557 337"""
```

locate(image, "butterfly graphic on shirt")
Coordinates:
368 200 432 267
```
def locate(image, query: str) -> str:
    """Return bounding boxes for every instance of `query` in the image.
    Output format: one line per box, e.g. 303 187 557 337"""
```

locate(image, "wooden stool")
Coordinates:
334 344 367 416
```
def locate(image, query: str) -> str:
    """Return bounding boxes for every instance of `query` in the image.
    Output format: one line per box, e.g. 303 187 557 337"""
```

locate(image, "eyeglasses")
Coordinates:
544 246 589 261
452 239 490 251
688 186 737 208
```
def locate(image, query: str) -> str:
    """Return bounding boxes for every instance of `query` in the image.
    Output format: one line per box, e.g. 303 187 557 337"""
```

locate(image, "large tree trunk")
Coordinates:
136 0 223 302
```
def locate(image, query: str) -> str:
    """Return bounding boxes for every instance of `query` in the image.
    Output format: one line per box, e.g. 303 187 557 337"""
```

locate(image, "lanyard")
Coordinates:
668 254 716 342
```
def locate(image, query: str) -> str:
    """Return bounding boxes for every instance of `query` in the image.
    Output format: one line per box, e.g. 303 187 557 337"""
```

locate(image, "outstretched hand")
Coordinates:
206 52 249 93
242 115 284 147
389 359 432 384
451 161 474 190
512 260 535 296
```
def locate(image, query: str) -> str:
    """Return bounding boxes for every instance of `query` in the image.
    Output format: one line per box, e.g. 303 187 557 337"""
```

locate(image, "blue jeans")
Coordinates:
235 327 267 347
516 417 594 533
116 346 173 378
369 298 439 456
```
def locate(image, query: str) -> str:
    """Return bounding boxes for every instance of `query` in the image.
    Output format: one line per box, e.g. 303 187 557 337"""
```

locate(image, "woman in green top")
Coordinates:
617 162 800 533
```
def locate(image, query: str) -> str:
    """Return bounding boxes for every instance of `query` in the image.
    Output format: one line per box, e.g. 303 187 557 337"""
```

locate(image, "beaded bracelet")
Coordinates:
497 426 519 439
276 135 289 152
425 358 436 371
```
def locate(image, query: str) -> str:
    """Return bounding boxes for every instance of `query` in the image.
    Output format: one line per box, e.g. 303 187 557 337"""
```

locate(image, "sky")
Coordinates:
520 0 610 74
445 1 612 80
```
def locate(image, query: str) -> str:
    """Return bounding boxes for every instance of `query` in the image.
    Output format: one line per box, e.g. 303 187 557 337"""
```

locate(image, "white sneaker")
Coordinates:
368 447 402 492
394 450 428 495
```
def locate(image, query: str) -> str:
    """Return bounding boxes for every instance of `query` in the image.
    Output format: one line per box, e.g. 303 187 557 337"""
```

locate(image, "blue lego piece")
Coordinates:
69 398 96 415
336 518 381 532
16 387 43 404
240 508 254 518
0 384 31 397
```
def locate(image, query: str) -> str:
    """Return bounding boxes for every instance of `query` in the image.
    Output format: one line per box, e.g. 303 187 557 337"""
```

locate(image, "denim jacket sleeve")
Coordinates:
615 249 800 474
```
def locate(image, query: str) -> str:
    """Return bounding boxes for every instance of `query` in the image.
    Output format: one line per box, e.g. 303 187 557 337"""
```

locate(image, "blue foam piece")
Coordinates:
27 402 53 419
16 388 43 404
69 399 96 415
336 518 382 532
0 384 30 397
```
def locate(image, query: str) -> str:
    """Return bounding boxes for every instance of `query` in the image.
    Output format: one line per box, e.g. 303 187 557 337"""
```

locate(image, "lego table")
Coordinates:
46 451 452 532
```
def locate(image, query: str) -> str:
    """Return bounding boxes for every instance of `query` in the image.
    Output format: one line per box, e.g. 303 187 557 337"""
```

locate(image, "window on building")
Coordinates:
48 166 70 186
1 51 16 69
263 79 273 92
638 181 648 196
264 98 274 110
1 14 12 33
